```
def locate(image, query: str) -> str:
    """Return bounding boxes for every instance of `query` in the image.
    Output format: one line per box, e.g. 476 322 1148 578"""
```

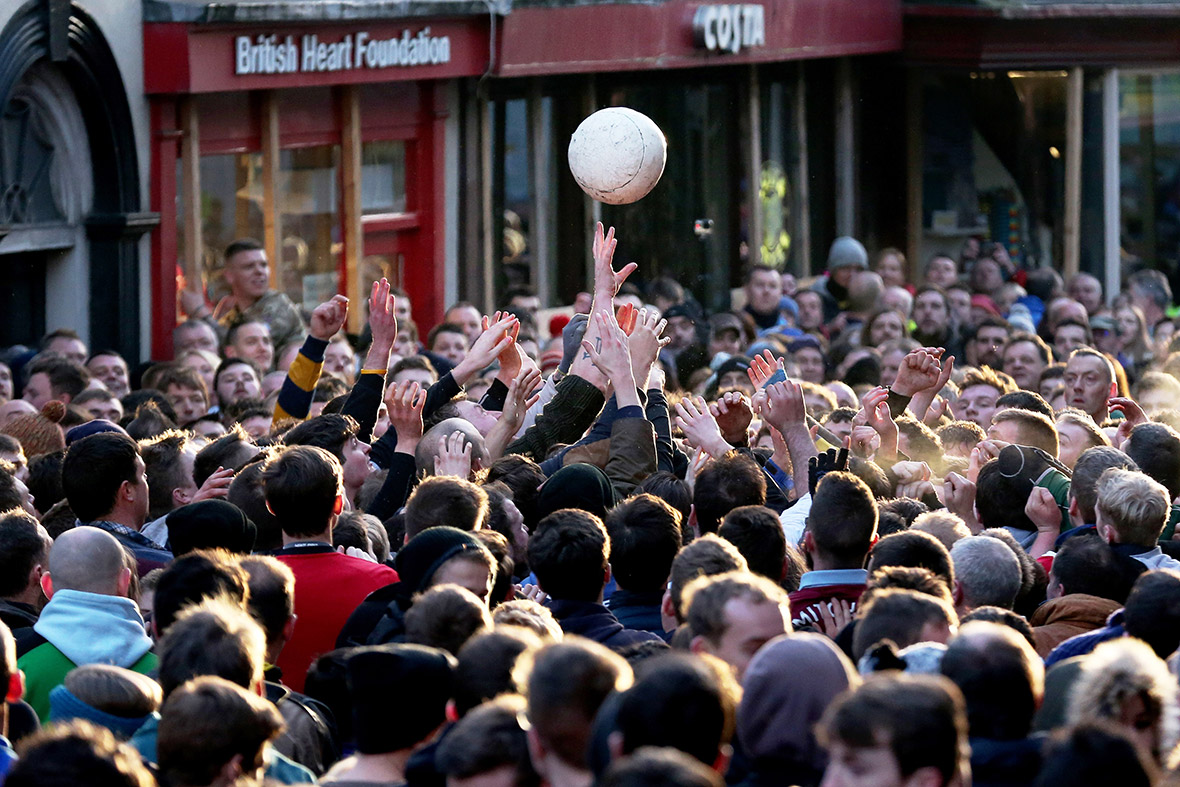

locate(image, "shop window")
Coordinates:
1120 72 1180 282
918 71 1068 273
759 75 802 274
183 152 265 301
361 140 408 215
278 145 341 311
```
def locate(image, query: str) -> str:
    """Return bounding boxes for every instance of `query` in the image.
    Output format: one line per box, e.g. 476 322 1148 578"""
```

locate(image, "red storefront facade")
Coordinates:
143 11 491 356
143 0 903 357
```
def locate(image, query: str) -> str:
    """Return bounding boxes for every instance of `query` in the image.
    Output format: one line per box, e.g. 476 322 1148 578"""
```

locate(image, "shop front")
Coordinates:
143 2 493 356
904 2 1180 299
462 0 903 313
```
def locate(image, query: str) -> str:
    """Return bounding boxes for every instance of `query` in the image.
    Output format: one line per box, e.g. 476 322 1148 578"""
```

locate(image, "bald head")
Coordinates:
416 417 489 475
47 526 130 596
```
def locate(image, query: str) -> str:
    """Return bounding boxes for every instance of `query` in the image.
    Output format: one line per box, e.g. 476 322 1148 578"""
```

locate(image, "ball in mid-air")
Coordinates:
568 107 667 205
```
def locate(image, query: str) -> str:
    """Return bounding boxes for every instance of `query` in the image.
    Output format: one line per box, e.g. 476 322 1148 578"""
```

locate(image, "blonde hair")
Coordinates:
1096 468 1170 547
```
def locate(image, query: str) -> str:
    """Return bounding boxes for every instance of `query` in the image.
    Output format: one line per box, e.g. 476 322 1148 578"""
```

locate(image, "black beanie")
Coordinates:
166 500 257 556
394 526 487 593
346 644 456 754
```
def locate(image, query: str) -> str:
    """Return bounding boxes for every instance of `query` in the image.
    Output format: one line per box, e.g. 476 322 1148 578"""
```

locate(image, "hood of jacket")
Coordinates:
1031 594 1121 630
33 589 152 669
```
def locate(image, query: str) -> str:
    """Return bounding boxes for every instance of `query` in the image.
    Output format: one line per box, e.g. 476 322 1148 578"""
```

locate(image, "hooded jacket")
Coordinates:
1030 594 1122 658
16 589 155 720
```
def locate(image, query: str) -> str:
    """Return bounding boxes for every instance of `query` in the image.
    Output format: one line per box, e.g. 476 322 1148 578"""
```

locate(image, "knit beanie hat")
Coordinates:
827 236 868 271
346 644 456 754
1 400 66 458
166 500 257 556
48 664 161 740
65 418 129 446
394 526 487 593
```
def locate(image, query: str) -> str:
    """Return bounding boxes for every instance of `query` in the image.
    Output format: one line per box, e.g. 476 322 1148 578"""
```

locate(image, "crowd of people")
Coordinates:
1 230 1180 785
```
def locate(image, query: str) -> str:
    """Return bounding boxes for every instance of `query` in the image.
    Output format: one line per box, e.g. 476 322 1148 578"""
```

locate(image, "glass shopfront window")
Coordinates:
278 145 341 311
362 140 407 216
1120 72 1180 285
917 70 1068 273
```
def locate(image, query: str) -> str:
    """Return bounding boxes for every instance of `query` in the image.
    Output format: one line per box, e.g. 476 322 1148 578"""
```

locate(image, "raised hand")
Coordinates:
710 391 753 446
966 438 1008 483
628 308 670 386
485 367 543 461
891 347 944 398
454 313 518 385
435 430 474 478
581 310 637 400
747 349 785 389
861 386 898 458
942 472 980 533
616 302 638 336
592 222 637 300
385 380 426 453
761 380 808 434
808 447 849 495
309 294 350 342
368 278 398 350
1110 396 1147 447
675 395 732 458
907 353 954 421
847 424 881 459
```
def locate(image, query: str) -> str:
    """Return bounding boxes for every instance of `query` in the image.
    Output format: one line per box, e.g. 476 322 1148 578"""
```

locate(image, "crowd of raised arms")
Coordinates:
2 229 1180 787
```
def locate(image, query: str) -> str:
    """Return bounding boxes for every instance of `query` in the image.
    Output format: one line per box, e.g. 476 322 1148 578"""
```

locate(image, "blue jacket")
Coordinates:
605 589 668 640
548 599 664 652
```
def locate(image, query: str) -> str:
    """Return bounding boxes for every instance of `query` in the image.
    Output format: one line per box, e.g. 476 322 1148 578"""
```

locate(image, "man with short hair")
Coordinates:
0 510 51 630
1001 332 1052 392
61 432 170 575
521 639 633 787
73 389 123 422
282 414 372 505
265 446 397 691
605 494 684 635
528 509 662 650
940 621 1045 785
661 534 748 634
1067 272 1104 315
955 366 1016 428
224 320 275 374
683 570 790 679
818 673 969 787
173 319 220 354
1128 269 1172 332
86 351 130 398
718 505 788 584
852 587 958 663
135 599 315 785
743 265 786 331
403 475 490 543
1064 349 1117 424
214 358 263 411
693 453 767 535
949 536 1022 617
444 302 485 345
157 676 285 787
965 317 1010 370
155 366 210 428
41 330 88 365
22 355 88 409
182 239 306 350
912 286 963 358
790 471 877 628
138 430 205 544
1123 422 1180 504
1095 467 1180 571
16 526 155 719
987 408 1059 457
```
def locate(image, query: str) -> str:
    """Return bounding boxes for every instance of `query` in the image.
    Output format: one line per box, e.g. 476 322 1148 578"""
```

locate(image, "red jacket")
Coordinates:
275 544 398 692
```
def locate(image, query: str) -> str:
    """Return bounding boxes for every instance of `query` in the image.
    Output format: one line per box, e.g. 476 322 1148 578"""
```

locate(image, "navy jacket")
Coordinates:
548 599 664 651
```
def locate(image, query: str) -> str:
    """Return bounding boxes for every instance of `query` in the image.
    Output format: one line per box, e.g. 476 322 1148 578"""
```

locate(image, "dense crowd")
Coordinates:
0 231 1179 786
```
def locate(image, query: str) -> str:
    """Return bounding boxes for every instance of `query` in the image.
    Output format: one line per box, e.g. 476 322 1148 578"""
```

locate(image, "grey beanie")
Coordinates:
828 236 868 271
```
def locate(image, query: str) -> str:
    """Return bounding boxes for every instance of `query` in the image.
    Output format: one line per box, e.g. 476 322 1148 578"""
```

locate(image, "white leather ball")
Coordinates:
568 107 667 205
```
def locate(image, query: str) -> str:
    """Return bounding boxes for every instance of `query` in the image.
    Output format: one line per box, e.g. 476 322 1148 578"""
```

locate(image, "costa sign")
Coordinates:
692 4 766 54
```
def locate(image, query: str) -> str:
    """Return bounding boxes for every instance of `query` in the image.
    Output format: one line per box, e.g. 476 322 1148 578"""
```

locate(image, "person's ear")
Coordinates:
40 572 54 600
902 764 945 787
1068 496 1082 526
265 500 276 516
690 634 713 657
282 615 296 644
952 579 964 607
661 590 677 627
173 486 192 507
688 505 699 539
28 562 43 595
445 699 460 723
525 725 549 778
333 495 344 516
802 530 815 555
6 670 24 704
117 566 132 598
